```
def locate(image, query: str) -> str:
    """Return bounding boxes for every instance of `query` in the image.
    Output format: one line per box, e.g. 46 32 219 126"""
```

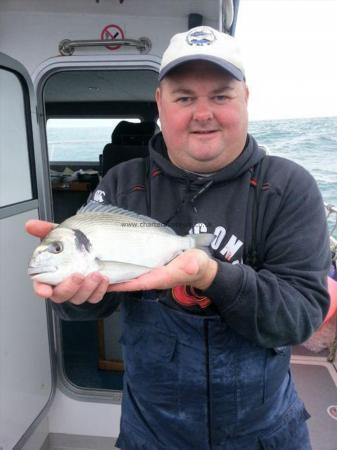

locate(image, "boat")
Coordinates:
0 1 336 449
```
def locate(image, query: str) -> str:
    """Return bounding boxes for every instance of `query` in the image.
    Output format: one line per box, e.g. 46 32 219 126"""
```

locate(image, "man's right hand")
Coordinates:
25 219 110 304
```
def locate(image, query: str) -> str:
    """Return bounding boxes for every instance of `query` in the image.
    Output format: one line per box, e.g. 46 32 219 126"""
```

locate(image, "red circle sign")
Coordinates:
100 24 125 50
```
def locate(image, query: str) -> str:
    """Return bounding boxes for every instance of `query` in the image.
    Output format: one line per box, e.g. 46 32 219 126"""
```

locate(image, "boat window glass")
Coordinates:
46 118 140 162
0 68 33 207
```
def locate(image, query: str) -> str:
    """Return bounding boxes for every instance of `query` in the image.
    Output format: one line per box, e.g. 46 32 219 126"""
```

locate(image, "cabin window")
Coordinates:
0 68 33 207
46 118 140 162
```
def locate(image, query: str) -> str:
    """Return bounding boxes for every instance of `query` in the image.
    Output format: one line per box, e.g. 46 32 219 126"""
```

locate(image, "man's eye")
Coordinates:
213 95 228 103
176 96 192 104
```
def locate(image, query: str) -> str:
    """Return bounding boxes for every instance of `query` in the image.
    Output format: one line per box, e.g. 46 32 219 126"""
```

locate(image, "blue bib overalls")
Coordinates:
116 297 311 450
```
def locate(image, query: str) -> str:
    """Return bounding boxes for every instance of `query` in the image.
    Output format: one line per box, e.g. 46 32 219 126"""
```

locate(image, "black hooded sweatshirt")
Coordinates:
53 132 331 348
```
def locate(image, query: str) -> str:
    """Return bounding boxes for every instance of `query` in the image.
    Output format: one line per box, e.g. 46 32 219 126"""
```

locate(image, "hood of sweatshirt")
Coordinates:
149 132 265 184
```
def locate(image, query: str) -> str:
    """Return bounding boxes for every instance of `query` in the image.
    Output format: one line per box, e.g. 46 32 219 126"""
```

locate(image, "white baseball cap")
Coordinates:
159 26 245 82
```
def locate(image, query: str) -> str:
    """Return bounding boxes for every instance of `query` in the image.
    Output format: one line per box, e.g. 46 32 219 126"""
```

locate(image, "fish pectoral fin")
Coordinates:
95 258 152 269
95 259 152 283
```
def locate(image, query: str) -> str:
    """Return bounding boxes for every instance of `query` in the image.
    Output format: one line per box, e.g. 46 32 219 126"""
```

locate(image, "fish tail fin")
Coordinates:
190 233 214 250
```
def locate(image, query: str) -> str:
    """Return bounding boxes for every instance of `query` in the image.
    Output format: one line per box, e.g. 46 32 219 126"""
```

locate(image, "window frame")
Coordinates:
34 56 161 404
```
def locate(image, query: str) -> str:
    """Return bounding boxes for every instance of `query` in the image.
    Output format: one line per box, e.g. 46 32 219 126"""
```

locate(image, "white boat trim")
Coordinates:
291 354 337 387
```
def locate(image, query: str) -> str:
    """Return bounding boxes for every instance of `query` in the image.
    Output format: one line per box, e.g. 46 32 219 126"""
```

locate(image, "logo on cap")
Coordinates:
186 27 216 46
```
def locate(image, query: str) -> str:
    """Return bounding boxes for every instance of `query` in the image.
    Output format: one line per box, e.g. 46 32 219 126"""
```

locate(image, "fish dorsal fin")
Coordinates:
76 201 177 235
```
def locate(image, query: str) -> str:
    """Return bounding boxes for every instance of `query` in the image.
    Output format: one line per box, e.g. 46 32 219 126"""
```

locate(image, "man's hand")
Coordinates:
107 249 218 293
25 219 110 304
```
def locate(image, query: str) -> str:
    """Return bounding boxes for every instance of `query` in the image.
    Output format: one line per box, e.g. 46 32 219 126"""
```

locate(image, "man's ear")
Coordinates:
244 84 249 104
155 87 161 113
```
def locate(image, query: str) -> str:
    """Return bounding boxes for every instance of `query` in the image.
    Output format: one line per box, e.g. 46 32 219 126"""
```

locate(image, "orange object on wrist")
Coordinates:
172 285 211 309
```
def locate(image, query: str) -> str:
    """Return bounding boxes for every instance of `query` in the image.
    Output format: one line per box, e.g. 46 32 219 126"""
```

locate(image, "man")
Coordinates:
27 26 330 449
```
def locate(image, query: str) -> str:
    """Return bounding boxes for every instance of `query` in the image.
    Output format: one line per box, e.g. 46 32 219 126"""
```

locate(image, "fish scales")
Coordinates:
62 212 174 235
62 213 188 267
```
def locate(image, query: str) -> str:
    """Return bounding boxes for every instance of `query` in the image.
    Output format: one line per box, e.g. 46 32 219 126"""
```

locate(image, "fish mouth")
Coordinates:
27 265 57 277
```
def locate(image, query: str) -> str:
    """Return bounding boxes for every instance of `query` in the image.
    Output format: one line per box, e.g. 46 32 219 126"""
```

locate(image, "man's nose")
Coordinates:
193 99 213 122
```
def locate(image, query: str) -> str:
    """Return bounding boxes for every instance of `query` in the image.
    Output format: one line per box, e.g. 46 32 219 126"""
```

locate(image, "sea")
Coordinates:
47 115 337 238
249 116 337 240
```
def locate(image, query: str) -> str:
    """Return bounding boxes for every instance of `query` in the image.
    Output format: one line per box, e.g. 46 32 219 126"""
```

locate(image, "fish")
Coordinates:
28 201 214 285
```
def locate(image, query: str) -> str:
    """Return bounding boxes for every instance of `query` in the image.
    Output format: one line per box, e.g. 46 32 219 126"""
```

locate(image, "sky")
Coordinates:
235 0 337 120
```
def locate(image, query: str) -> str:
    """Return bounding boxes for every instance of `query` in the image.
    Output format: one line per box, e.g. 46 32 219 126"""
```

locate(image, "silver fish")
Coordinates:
28 202 214 285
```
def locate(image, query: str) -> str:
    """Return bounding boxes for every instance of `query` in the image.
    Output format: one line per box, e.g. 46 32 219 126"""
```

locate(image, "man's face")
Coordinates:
156 61 249 173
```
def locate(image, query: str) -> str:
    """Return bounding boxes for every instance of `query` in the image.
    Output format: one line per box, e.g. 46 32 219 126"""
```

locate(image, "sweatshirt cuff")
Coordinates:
203 261 244 312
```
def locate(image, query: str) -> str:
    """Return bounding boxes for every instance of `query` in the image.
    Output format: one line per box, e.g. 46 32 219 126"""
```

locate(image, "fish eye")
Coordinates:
49 241 64 254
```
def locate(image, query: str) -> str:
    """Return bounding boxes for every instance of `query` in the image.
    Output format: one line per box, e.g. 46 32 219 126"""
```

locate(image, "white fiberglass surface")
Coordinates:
0 68 32 207
0 210 52 450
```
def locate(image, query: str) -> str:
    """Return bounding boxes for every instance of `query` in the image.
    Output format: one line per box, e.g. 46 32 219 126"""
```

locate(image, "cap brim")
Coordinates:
158 55 244 82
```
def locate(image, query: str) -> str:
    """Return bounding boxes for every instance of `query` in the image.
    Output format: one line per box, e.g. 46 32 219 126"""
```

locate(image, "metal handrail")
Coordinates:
326 203 337 215
326 203 337 249
219 0 234 32
58 37 152 56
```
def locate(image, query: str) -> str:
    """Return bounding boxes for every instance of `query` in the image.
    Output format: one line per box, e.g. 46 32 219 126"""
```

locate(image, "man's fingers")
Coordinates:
178 252 200 275
69 273 109 305
33 281 54 299
33 273 109 305
25 219 56 238
50 274 85 303
87 276 110 304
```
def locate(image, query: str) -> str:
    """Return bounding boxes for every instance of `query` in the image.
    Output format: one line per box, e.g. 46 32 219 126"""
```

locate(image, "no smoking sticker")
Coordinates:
327 405 337 420
100 24 125 50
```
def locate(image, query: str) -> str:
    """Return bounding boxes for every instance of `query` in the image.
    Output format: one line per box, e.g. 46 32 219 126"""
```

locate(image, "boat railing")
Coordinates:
325 203 337 254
